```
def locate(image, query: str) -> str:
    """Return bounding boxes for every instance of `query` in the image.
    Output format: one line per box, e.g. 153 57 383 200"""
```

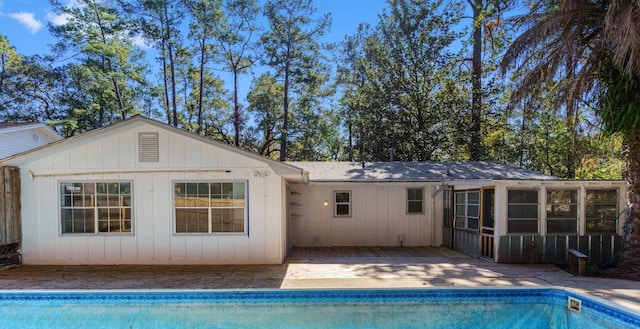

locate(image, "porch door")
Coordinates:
480 188 495 259
442 187 454 249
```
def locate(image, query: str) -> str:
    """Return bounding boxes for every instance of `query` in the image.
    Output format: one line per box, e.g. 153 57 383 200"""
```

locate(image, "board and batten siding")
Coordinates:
289 183 443 247
12 122 287 265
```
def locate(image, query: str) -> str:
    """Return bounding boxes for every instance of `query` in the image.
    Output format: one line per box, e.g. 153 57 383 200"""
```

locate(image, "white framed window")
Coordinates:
585 189 618 234
174 181 247 234
60 182 133 234
546 189 578 234
407 188 424 214
334 191 351 217
507 189 539 234
454 190 479 230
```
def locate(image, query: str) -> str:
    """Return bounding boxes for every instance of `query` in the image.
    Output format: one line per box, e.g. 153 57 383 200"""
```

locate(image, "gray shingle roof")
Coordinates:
287 161 557 182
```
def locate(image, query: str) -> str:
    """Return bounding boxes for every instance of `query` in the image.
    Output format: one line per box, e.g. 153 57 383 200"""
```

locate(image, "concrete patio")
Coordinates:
0 247 638 315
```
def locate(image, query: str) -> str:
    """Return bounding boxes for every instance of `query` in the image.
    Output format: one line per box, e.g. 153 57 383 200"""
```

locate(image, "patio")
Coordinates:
0 247 638 314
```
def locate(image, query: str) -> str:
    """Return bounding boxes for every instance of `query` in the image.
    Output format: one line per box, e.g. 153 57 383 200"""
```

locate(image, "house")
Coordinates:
0 116 306 265
0 122 63 159
288 162 627 265
0 116 627 266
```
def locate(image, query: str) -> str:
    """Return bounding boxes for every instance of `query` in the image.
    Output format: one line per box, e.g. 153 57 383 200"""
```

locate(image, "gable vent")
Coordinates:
139 132 159 162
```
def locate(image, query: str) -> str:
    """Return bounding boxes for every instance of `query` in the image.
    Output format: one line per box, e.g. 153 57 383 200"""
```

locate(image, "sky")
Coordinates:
0 0 389 57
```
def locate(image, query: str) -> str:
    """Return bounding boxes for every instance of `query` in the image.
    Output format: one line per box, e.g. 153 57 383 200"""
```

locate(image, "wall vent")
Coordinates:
568 296 582 313
138 132 159 162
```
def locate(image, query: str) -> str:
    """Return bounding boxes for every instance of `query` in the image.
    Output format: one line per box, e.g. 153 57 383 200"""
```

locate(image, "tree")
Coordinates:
121 0 186 126
501 0 640 265
465 0 516 160
338 0 465 162
184 0 224 134
246 73 283 158
49 0 148 128
208 0 260 146
260 0 331 161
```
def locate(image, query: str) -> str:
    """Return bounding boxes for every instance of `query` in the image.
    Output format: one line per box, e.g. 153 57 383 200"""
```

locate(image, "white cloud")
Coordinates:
45 11 70 26
8 12 42 34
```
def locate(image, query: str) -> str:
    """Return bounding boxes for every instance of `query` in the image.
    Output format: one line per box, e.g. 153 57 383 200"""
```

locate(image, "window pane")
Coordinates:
468 218 479 230
336 204 350 216
508 205 538 218
586 205 617 219
335 192 350 203
507 219 538 233
508 190 537 203
175 183 187 196
454 216 465 228
586 190 618 203
547 190 577 203
408 188 423 201
176 208 208 233
468 192 479 204
546 204 578 219
547 220 577 234
467 205 479 218
233 182 245 199
586 219 617 233
408 201 422 213
222 183 234 197
455 192 465 203
120 182 131 194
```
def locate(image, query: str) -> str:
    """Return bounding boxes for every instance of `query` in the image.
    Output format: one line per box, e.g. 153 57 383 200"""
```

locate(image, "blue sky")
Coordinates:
0 0 389 56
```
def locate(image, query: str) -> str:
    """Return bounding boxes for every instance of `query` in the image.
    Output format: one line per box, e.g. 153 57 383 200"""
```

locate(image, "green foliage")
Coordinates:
599 61 640 140
338 0 466 162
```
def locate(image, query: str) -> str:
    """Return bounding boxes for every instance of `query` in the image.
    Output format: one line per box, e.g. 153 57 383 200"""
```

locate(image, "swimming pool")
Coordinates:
0 288 637 329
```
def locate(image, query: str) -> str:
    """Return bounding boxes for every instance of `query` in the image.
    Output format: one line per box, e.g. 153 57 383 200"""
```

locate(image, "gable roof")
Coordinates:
0 115 306 180
287 161 557 182
0 122 63 139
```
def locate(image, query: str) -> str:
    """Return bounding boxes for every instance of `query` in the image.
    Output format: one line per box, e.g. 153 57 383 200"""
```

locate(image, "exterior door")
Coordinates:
480 187 495 259
442 187 454 249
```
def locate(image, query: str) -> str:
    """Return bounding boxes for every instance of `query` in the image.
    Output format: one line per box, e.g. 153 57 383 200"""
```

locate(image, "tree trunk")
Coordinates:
197 37 206 134
280 60 290 162
623 132 640 266
233 70 240 146
469 0 483 161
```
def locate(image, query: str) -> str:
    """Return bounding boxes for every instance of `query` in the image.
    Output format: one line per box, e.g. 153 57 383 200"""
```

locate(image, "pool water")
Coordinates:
0 288 637 329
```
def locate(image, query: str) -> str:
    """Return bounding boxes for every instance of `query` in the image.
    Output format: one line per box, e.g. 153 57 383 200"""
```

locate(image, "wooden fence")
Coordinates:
0 166 21 264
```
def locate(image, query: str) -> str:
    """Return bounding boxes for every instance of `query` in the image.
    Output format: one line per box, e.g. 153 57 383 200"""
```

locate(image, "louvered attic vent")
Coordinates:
138 132 159 162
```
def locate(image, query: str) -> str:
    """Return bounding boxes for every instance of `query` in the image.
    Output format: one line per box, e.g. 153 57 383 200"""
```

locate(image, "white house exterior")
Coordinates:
0 122 63 159
0 116 628 266
288 162 627 265
0 116 306 265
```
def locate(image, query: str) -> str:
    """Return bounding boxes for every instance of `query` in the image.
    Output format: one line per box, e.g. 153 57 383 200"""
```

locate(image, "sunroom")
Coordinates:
445 180 627 265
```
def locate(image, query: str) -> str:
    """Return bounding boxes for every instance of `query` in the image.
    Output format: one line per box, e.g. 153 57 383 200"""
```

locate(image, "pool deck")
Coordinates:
0 247 638 314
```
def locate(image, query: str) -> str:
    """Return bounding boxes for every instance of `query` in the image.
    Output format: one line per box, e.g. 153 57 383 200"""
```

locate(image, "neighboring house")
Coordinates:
0 116 628 266
0 122 63 159
288 162 626 265
0 116 306 265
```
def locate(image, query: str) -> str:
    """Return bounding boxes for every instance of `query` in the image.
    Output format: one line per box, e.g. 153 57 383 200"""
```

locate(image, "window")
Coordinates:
507 189 538 234
334 191 351 217
174 181 247 233
454 190 479 230
546 189 578 234
586 189 618 234
407 188 424 214
60 182 132 234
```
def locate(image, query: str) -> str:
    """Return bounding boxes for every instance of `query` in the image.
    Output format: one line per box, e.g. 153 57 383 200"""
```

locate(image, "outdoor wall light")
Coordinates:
323 200 329 207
